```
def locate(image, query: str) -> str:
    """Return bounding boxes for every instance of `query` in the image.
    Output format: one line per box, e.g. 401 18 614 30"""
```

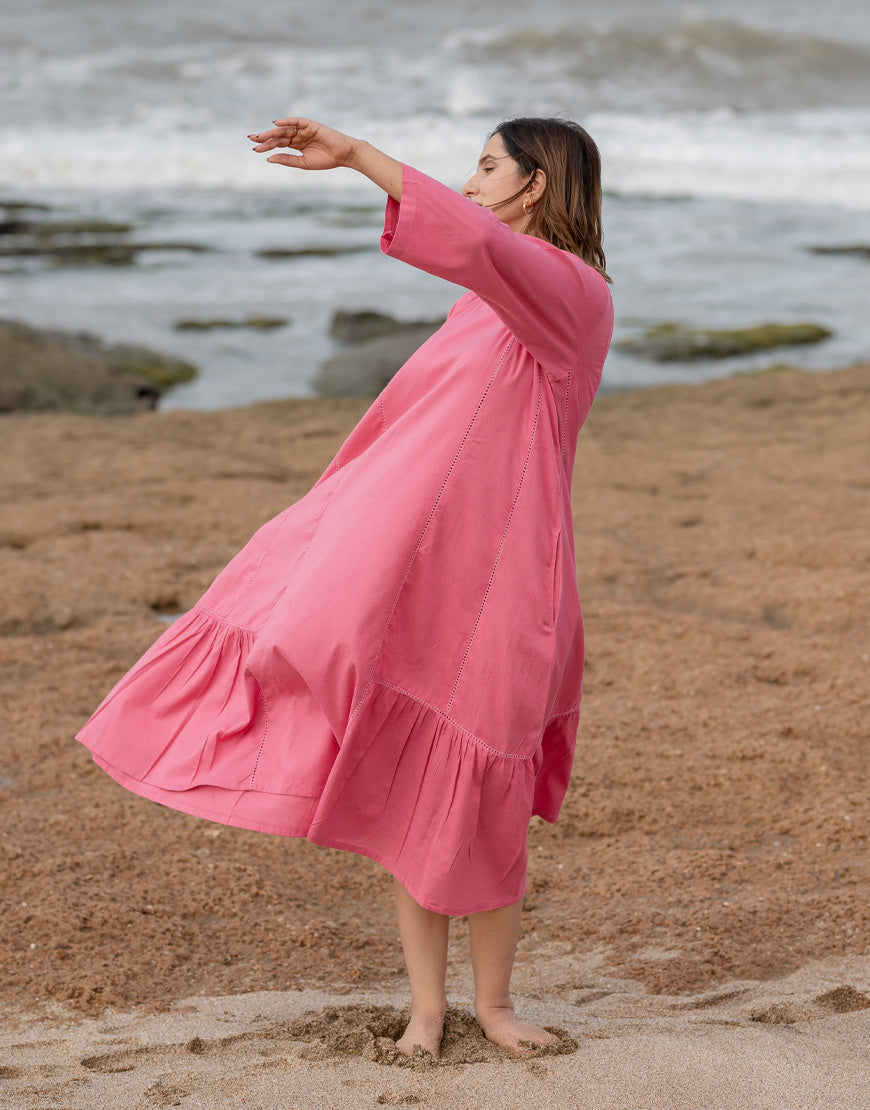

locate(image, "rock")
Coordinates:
257 245 371 260
0 199 51 214
808 245 870 260
617 321 832 362
104 344 197 391
174 315 289 331
1 242 140 267
0 218 133 237
0 319 197 413
329 309 446 344
0 214 210 268
314 325 440 397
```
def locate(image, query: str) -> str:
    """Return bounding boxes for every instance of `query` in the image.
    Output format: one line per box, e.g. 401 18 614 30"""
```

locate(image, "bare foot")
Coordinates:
475 1003 558 1053
396 1008 445 1059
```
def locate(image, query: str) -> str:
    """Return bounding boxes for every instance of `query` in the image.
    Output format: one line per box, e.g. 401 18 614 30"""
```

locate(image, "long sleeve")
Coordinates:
380 164 613 379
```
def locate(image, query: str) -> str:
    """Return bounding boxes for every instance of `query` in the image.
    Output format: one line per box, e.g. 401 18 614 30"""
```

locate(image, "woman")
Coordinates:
77 116 613 1057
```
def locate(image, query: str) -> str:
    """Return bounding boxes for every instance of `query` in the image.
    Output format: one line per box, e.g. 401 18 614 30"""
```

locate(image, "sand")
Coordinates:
1 364 868 1107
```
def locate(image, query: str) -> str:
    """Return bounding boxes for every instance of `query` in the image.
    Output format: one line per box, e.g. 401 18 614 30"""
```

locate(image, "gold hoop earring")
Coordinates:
522 198 533 215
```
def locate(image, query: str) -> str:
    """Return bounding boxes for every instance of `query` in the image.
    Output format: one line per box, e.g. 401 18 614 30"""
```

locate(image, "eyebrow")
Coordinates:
477 153 508 168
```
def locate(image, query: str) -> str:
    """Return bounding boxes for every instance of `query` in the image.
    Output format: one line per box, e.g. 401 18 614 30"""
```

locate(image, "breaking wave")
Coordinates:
466 18 870 111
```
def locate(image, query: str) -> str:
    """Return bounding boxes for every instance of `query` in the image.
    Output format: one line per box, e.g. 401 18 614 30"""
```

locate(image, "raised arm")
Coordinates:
249 119 613 376
249 118 403 200
379 164 612 376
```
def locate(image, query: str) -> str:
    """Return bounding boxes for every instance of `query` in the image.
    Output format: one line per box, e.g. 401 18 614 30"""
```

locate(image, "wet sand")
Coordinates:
0 364 868 1106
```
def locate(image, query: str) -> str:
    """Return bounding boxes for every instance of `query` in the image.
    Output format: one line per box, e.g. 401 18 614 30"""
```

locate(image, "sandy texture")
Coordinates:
1 958 868 1108
1 365 868 1106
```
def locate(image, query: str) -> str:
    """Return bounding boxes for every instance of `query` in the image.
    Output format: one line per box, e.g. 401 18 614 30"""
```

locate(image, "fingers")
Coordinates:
265 153 305 167
248 123 299 145
248 117 313 144
249 119 309 143
248 125 297 141
249 135 295 153
247 117 335 171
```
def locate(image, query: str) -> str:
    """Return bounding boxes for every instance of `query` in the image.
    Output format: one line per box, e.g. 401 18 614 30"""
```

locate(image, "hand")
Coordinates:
247 117 357 171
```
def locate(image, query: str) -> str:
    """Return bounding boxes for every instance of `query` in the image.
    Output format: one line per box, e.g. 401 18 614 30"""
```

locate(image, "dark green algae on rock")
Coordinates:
617 321 832 362
808 244 870 260
0 201 211 270
173 315 290 332
0 319 197 413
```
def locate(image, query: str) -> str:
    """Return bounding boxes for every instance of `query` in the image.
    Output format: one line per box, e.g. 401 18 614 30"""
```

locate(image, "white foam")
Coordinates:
4 107 869 210
592 108 870 209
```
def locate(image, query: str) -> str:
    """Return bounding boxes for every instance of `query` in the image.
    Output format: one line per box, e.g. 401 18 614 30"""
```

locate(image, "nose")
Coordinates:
462 173 478 198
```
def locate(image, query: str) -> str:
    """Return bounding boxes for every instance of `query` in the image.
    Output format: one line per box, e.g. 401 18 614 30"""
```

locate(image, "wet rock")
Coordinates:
808 244 870 260
2 242 140 266
314 325 440 397
0 217 133 237
329 309 445 344
0 199 51 214
257 244 371 260
174 315 289 331
617 321 832 362
0 241 210 267
105 344 198 391
0 320 197 413
0 212 210 268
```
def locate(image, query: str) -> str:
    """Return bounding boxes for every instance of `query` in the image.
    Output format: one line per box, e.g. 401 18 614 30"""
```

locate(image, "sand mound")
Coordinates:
287 1003 576 1067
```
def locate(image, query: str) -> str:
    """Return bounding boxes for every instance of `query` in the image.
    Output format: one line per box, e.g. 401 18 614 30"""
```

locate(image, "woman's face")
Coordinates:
462 133 532 232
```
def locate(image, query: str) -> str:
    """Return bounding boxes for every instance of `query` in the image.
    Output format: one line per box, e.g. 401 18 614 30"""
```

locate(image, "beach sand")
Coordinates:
1 365 868 1107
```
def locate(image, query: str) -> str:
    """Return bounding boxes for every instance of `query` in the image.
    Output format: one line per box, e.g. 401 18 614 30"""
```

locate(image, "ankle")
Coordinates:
475 997 514 1017
410 994 447 1019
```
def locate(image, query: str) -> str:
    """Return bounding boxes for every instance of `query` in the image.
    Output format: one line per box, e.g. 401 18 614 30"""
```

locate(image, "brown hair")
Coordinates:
492 117 611 283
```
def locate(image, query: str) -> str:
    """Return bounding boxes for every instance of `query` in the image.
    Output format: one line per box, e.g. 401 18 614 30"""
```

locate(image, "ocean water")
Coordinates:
2 0 869 407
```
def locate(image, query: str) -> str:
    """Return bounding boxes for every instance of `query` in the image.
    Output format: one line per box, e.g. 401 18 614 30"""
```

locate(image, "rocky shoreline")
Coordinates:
0 320 197 414
0 308 849 412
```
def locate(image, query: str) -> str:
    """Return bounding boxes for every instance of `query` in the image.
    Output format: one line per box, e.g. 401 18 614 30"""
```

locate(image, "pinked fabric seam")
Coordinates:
445 371 543 713
349 338 515 726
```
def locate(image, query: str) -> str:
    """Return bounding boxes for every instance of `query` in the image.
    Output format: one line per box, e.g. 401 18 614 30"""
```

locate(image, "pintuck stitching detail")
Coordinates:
379 394 388 431
194 605 258 636
446 371 543 712
245 471 344 788
350 338 515 724
561 369 571 463
245 665 271 789
376 680 533 761
223 526 281 620
224 453 342 620
548 702 581 721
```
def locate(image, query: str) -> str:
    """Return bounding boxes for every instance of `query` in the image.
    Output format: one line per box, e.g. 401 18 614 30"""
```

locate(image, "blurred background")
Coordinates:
2 0 869 408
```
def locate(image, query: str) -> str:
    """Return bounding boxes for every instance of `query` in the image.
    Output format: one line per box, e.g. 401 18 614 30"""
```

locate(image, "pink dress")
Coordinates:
76 165 614 915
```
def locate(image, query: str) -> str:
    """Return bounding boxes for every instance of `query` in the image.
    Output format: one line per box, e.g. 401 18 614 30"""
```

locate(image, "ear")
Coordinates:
528 168 547 205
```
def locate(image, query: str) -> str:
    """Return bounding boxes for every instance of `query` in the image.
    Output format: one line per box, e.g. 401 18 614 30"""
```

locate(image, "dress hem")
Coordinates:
87 751 527 917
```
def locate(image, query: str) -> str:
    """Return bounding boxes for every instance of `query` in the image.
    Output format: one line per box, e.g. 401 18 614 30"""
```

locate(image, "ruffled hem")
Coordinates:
77 606 568 915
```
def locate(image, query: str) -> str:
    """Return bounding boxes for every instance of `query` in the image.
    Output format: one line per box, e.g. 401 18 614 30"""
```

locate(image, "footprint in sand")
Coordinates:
80 1047 147 1073
750 984 870 1025
288 1003 577 1068
145 1075 196 1106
